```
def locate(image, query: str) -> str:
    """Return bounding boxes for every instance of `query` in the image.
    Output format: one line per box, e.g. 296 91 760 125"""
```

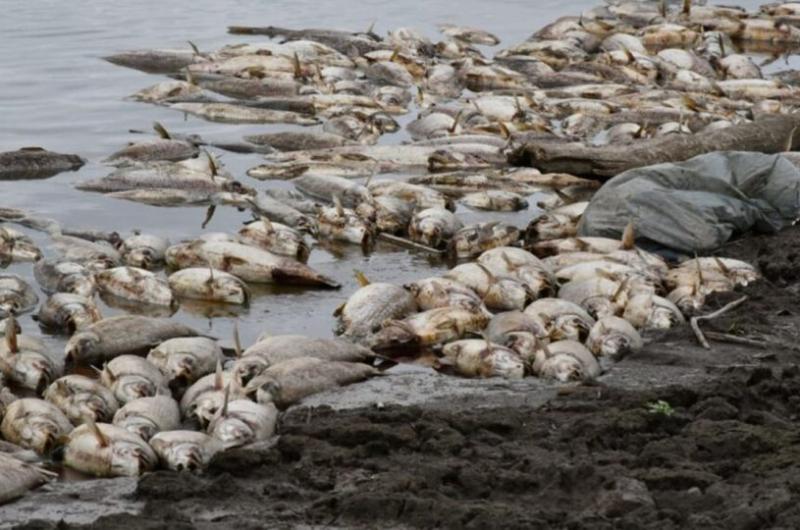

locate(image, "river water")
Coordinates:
0 0 770 352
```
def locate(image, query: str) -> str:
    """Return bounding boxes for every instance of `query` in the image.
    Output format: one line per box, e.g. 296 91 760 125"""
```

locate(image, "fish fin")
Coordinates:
86 418 109 448
214 360 223 390
206 265 215 286
785 126 798 152
260 216 274 232
332 195 345 217
98 363 113 380
573 238 590 251
682 0 691 15
221 256 247 269
713 256 732 277
204 151 218 179
153 122 171 140
449 109 463 134
694 253 705 285
187 41 201 56
354 270 370 287
233 322 242 357
333 302 346 317
621 221 635 250
4 315 18 354
612 277 630 304
292 52 302 79
500 251 516 271
0 355 12 376
497 121 511 139
474 262 496 284
390 48 400 62
221 383 231 417
659 0 667 17
201 205 216 229
185 68 197 86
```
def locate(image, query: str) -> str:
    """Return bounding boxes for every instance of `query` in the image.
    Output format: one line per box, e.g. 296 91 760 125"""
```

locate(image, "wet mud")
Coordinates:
6 227 800 530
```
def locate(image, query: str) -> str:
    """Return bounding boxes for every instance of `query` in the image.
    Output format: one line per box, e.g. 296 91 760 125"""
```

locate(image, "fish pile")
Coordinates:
2 0 788 502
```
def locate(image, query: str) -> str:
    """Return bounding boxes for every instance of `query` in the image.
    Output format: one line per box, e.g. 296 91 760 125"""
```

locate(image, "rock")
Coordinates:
595 477 654 517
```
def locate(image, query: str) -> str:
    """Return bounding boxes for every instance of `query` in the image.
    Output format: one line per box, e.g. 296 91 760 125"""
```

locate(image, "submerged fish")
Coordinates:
0 147 85 180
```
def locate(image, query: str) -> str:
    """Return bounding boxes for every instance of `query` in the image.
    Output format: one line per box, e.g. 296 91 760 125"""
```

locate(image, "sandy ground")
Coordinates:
5 225 800 529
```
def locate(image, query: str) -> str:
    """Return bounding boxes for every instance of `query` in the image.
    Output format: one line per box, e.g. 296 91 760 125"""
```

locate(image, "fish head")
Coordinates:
190 392 225 428
370 321 419 352
647 307 679 330
541 353 583 382
21 416 63 454
368 111 400 133
65 331 101 366
111 440 157 476
81 394 114 423
490 350 525 379
167 352 197 383
169 443 204 472
125 248 156 269
254 378 280 407
117 416 159 441
60 274 95 298
232 357 269 387
13 353 55 394
116 377 157 403
210 416 253 450
415 220 442 248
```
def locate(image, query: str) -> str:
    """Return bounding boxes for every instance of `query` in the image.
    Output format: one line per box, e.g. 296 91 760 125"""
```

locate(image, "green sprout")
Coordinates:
646 400 674 416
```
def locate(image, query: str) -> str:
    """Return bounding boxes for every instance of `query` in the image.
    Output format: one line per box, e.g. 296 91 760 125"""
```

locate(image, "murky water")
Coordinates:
0 0 772 354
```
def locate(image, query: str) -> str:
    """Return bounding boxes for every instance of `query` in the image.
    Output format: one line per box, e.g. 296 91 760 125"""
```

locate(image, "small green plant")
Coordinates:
646 400 674 416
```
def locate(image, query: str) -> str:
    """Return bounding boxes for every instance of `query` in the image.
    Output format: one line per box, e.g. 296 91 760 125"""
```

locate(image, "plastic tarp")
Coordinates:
577 151 800 252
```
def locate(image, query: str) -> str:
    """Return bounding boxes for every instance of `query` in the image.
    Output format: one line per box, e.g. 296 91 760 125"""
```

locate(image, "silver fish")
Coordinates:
168 268 250 305
208 398 278 449
63 421 158 477
407 207 463 249
370 307 489 353
37 293 102 334
44 375 118 425
441 340 524 379
100 355 171 405
34 260 96 297
65 315 200 365
1 398 73 454
96 266 175 308
149 430 223 471
335 272 417 342
0 275 39 317
147 337 223 387
112 395 181 441
121 234 170 270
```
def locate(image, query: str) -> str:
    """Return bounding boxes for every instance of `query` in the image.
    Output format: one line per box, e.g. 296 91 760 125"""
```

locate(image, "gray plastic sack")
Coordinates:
577 151 800 252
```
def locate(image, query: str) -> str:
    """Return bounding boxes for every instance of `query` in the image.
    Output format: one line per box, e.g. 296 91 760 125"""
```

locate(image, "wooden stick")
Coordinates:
703 331 768 349
377 233 444 255
690 296 748 349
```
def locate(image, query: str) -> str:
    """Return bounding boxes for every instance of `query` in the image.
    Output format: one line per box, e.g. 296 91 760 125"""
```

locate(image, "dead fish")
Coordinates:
485 310 548 344
449 222 521 259
0 147 85 180
50 235 121 270
318 197 374 246
168 268 250 305
103 48 202 74
0 227 42 262
460 190 528 211
407 207 463 249
95 266 175 308
100 355 171 405
43 375 119 425
440 340 524 379
368 179 455 211
121 234 170 270
247 193 318 234
37 293 102 334
149 430 223 471
443 263 532 312
244 130 350 151
112 395 181 441
129 79 205 104
293 173 371 208
371 307 489 353
524 298 595 341
0 275 39 317
264 189 320 215
208 398 278 449
247 356 377 408
533 340 600 382
0 398 73 454
0 453 55 505
232 335 374 387
63 421 158 477
477 247 555 298
238 217 310 262
65 315 200 365
585 316 642 361
0 320 57 393
165 239 339 288
180 366 244 427
105 139 199 165
335 271 417 341
171 102 320 125
404 276 488 314
147 337 223 387
354 195 414 235
526 212 579 241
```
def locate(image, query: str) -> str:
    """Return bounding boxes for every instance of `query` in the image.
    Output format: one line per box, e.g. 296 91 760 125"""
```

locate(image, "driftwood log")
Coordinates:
508 114 800 179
